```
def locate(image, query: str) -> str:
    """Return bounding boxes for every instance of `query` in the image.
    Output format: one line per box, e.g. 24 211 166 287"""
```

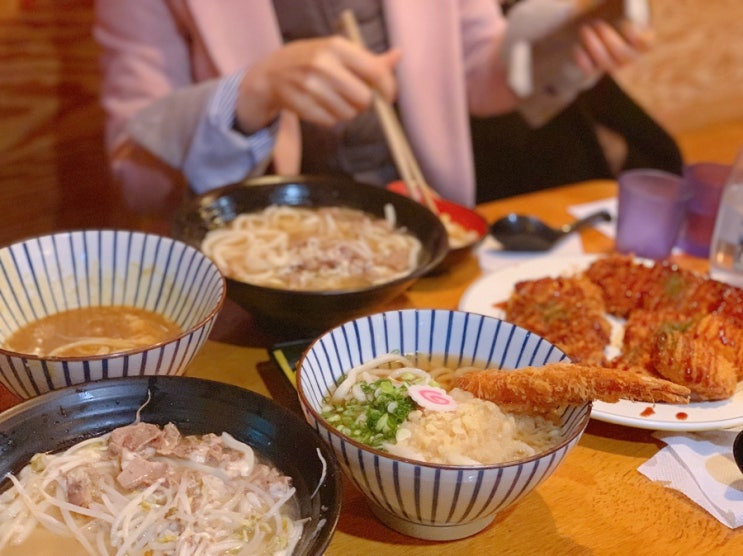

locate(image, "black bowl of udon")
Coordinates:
172 175 449 335
0 376 342 555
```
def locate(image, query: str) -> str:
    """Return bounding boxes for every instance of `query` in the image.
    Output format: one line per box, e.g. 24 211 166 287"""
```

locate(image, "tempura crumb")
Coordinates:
384 389 560 465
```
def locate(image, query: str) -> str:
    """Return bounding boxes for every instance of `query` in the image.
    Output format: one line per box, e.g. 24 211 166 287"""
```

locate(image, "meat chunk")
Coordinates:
66 466 95 507
116 451 170 490
109 422 162 455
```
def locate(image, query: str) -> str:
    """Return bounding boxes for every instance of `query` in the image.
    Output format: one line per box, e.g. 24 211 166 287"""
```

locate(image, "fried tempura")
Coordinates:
696 311 743 379
611 310 743 400
495 254 743 404
585 254 705 318
502 275 611 364
585 253 743 318
612 308 695 373
455 362 691 414
651 313 741 400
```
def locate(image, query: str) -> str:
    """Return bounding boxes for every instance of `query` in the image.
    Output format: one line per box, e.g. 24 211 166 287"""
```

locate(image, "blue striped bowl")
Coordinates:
0 230 225 399
296 309 591 541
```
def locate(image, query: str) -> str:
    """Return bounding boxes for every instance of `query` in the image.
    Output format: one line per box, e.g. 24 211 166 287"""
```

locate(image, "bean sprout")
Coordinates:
0 423 303 555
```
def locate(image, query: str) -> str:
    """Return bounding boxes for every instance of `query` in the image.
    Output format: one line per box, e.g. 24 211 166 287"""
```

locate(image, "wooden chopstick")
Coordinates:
337 9 440 214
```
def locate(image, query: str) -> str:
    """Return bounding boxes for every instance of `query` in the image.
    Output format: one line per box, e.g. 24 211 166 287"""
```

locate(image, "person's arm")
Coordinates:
125 71 279 194
94 0 278 194
498 0 654 126
458 0 522 116
95 0 403 194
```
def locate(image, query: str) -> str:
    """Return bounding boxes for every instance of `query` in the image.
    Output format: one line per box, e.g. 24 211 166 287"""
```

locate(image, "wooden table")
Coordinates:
0 180 738 554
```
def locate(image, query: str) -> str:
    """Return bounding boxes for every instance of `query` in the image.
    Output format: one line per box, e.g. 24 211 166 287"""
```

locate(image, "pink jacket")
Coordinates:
95 0 513 207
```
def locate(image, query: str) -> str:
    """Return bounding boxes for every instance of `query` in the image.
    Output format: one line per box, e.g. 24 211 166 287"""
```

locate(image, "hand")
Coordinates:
235 36 401 133
573 19 655 76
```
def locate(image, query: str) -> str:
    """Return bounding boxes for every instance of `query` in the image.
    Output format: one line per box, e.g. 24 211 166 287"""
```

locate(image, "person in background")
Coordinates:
471 0 682 202
93 0 653 218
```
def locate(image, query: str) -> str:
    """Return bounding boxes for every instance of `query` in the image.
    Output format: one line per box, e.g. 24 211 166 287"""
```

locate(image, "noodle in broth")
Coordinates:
440 213 478 249
200 205 422 291
0 422 303 556
2 306 182 357
322 353 562 465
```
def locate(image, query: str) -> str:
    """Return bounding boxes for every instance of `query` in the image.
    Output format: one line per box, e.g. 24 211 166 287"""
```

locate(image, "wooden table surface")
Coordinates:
0 180 738 555
1 2 742 553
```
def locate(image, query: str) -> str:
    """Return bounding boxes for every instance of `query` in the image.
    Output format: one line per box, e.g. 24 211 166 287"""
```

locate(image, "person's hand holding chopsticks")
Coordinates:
337 9 440 213
235 36 401 134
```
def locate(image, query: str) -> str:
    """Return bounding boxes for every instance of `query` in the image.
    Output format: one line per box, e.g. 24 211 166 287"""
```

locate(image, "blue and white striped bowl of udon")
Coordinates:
0 230 225 400
296 309 591 541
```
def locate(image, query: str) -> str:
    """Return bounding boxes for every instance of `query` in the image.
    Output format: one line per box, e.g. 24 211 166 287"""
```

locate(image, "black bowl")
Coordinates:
0 376 342 555
172 175 449 334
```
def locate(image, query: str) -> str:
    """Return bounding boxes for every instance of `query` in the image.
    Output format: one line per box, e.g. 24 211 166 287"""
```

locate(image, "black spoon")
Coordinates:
490 209 612 252
734 430 743 474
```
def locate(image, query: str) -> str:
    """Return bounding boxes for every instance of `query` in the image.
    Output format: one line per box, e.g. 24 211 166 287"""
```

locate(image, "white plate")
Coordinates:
458 255 743 432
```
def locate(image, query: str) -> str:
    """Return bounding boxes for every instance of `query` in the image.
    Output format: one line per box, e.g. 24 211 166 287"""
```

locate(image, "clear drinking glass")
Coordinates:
676 162 730 257
709 149 743 286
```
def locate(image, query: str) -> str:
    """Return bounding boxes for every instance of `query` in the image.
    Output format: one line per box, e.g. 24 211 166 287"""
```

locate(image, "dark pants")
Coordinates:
471 75 684 203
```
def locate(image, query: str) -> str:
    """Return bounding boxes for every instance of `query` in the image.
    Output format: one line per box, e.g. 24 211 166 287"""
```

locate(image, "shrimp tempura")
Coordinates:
455 362 691 414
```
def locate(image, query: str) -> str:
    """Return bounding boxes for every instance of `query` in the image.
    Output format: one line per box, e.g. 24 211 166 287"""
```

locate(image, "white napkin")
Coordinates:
638 428 743 528
476 233 583 273
567 197 618 239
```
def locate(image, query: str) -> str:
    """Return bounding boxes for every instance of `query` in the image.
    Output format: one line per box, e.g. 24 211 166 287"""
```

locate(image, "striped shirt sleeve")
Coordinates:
183 70 279 194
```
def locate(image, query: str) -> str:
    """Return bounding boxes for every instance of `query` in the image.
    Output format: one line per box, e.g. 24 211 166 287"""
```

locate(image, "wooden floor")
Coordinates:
0 0 741 248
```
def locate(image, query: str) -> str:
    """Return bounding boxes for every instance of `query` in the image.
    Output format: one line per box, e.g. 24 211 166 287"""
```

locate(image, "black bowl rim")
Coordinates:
0 375 342 555
173 174 450 296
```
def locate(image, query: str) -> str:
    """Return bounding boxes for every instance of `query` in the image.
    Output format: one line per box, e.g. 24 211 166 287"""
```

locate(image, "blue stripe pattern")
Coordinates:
0 230 225 399
297 309 591 536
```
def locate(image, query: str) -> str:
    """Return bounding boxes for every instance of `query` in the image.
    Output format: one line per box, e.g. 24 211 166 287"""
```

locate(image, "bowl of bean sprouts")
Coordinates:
0 375 342 555
172 175 449 335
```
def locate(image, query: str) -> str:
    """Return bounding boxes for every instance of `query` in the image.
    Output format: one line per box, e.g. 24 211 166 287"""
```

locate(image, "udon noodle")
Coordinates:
0 422 303 556
201 204 422 291
322 353 562 465
440 213 479 249
2 306 182 358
